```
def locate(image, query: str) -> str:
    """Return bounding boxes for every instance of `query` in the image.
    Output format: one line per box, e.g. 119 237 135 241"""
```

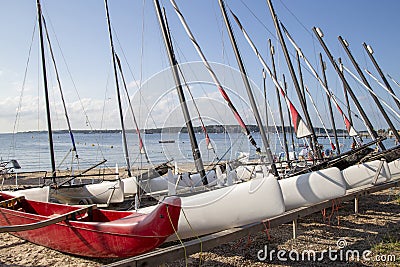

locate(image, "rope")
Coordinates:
181 208 203 266
41 5 108 162
304 85 335 150
176 64 218 159
166 204 188 267
245 234 254 247
263 220 271 240
322 199 341 225
42 16 77 155
10 20 37 160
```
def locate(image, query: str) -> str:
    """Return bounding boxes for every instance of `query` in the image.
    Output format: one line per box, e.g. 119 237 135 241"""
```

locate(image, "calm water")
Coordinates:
0 131 391 172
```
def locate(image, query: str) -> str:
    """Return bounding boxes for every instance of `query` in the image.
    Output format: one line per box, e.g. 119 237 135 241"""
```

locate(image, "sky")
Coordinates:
1 0 400 134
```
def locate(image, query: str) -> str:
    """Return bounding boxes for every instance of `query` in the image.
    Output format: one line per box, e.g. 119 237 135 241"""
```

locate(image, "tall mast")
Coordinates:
269 39 290 160
338 36 400 143
319 53 340 154
262 70 270 143
153 0 207 184
296 51 306 106
218 0 276 171
37 0 56 180
313 27 385 150
363 42 400 111
104 0 132 177
266 0 320 158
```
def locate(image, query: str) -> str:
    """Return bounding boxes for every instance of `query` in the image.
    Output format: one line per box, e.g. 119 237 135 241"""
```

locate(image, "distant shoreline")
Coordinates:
4 124 355 135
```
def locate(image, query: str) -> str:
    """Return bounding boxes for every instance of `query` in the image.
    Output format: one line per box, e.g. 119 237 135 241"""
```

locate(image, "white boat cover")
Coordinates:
140 170 217 195
279 167 347 210
235 165 263 180
51 179 124 205
121 176 138 196
6 186 50 202
341 160 391 189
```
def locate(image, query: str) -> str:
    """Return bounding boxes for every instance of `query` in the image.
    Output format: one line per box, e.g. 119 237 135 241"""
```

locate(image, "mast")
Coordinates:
262 70 270 144
319 53 340 154
363 42 400 110
296 51 306 106
280 23 358 140
338 36 400 143
42 17 78 158
230 12 312 142
115 54 149 163
266 0 320 159
37 0 56 181
153 0 207 184
169 0 261 155
218 0 276 171
313 27 385 151
269 39 290 160
338 58 354 129
282 74 296 155
104 0 132 177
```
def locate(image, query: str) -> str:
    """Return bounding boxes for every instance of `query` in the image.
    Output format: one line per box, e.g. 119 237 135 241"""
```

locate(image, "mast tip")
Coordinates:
366 45 374 54
315 27 324 37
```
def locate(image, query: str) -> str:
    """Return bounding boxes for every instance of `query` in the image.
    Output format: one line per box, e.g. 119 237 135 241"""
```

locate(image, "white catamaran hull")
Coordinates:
341 160 391 189
279 167 347 211
140 173 285 241
388 159 400 180
51 179 124 205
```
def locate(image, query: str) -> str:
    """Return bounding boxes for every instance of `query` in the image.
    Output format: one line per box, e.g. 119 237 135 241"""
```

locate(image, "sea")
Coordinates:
0 131 393 172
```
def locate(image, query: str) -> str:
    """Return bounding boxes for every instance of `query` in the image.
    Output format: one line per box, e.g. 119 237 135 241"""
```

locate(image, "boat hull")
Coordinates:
6 186 50 202
279 167 346 210
172 173 284 240
137 173 285 241
0 194 181 258
388 159 400 180
341 160 391 189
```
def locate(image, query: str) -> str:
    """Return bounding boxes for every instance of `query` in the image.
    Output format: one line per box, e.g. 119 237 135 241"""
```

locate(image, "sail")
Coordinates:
280 23 358 138
284 92 312 138
230 11 311 139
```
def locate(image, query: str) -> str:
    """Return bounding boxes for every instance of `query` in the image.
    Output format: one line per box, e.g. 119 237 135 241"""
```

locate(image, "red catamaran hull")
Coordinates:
0 193 181 258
